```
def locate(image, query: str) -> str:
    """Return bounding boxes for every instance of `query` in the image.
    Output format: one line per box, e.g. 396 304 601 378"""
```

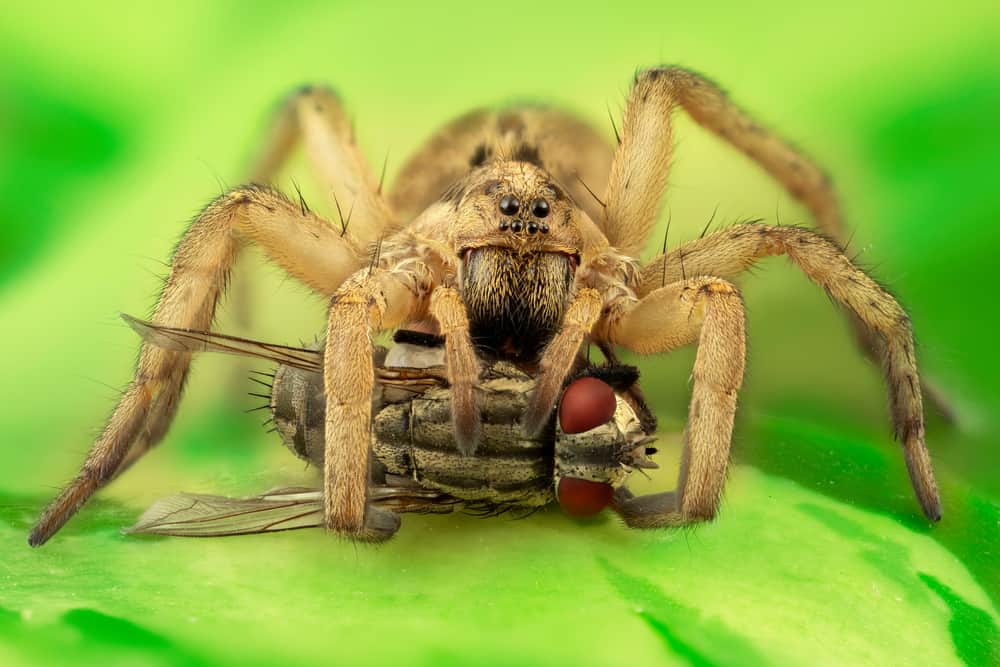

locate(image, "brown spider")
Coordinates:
29 66 941 546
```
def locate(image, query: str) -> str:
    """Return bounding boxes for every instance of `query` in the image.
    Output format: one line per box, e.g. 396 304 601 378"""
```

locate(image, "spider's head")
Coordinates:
445 160 590 359
447 159 585 261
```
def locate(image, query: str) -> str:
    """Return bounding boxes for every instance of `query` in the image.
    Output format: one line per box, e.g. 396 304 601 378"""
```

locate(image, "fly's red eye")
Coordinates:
559 377 616 434
557 477 614 517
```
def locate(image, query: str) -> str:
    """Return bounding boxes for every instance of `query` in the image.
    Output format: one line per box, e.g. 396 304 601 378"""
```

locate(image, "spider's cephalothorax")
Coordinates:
451 162 584 361
31 67 945 546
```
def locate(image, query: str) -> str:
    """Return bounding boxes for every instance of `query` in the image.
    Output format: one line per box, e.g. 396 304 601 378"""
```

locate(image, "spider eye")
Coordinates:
531 199 550 218
499 195 520 216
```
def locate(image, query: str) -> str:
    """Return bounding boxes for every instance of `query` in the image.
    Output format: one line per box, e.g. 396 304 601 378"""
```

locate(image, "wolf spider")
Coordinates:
30 66 941 546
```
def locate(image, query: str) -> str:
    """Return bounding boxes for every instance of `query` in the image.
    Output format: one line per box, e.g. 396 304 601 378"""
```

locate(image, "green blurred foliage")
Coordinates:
0 64 133 288
1 2 998 666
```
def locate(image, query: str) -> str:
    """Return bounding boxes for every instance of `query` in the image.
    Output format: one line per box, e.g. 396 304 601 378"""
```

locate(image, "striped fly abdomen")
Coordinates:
272 357 559 507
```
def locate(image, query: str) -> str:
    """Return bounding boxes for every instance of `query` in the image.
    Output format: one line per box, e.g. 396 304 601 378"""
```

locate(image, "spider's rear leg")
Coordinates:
603 277 746 526
249 85 394 246
640 224 941 521
607 66 955 421
226 86 396 363
29 186 364 547
605 66 843 257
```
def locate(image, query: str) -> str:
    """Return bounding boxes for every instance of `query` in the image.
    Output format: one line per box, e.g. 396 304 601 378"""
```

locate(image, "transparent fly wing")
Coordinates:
125 488 324 536
121 314 323 372
126 487 459 537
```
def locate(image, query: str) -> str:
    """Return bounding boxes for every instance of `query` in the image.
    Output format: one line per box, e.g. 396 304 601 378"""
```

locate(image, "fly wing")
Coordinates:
122 314 323 372
125 487 460 537
124 488 324 536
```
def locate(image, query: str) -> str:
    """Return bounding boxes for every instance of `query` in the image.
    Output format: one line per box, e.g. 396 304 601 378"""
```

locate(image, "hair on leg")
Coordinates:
604 277 746 526
640 223 941 520
322 266 427 537
29 186 363 547
429 286 481 454
249 85 395 246
522 288 603 437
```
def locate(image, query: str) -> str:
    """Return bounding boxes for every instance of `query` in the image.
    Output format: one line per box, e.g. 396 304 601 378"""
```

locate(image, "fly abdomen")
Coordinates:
271 362 327 466
372 380 555 506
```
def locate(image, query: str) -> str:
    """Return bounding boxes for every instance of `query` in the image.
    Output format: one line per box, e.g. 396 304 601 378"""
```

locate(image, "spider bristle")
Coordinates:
209 169 229 198
345 197 356 230
291 177 310 216
245 404 270 413
842 226 859 255
377 150 390 195
660 208 672 287
367 235 384 277
606 104 621 145
333 191 352 237
248 392 271 400
574 173 606 209
699 204 720 239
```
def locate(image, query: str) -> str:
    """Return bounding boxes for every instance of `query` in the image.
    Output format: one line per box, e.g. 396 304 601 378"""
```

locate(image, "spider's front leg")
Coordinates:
600 278 747 526
29 186 364 546
640 224 942 521
249 85 394 245
323 263 434 538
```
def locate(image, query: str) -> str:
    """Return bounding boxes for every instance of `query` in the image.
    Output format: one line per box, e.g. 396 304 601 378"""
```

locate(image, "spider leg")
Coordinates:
323 264 430 537
429 287 481 454
522 288 604 436
603 278 746 526
608 66 954 420
605 66 842 256
638 224 941 521
29 186 364 547
249 85 394 245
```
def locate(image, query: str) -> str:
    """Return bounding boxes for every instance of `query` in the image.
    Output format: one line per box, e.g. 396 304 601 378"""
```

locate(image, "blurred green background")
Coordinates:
1 2 998 666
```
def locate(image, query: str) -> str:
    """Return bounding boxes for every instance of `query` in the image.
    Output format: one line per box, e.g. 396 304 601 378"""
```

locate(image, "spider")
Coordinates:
30 66 941 546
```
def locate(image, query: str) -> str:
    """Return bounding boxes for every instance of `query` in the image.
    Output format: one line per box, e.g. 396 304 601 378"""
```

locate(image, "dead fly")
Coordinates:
123 319 659 539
